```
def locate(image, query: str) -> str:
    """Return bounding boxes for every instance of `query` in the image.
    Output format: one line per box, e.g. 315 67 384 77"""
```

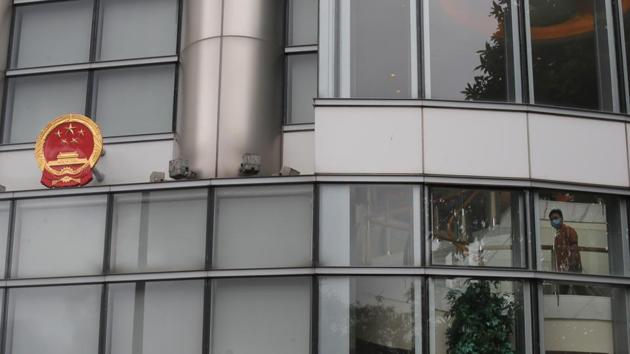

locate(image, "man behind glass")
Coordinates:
549 209 582 273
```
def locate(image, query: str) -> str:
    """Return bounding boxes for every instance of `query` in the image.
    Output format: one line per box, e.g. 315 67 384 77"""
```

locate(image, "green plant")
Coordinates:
445 280 515 354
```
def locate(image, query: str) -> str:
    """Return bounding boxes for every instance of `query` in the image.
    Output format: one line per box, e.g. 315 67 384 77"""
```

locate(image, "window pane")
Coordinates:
106 280 204 354
429 0 516 101
211 277 311 354
97 0 178 61
320 277 419 354
431 278 525 354
212 185 313 269
529 0 615 111
11 0 93 68
538 191 622 276
430 187 525 268
11 195 107 278
110 189 208 273
3 72 88 144
92 65 175 137
5 285 101 354
320 185 417 267
542 282 629 353
0 201 9 278
288 0 318 46
339 0 414 98
287 53 317 124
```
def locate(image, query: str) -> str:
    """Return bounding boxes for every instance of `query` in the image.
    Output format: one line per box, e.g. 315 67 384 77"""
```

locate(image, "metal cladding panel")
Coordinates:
0 140 174 191
423 108 529 178
283 131 315 175
217 36 283 177
222 0 284 41
179 38 221 178
181 0 222 48
529 113 630 187
315 106 423 174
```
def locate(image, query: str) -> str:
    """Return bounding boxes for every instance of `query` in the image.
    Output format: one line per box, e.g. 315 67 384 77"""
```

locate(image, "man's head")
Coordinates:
549 209 563 229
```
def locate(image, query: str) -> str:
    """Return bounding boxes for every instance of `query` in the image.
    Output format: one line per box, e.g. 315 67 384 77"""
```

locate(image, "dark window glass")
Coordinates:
529 0 616 111
429 0 516 101
319 277 419 354
431 187 525 268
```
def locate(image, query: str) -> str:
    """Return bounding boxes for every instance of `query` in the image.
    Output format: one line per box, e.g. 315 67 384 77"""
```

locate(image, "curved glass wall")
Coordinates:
0 182 627 354
322 0 630 114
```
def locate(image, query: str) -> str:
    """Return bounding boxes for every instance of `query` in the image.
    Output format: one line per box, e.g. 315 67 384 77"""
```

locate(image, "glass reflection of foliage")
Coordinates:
463 0 510 101
350 287 414 354
446 280 516 354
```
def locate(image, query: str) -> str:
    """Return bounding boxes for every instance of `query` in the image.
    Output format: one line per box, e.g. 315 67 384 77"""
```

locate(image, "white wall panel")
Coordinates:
315 106 422 174
529 114 629 187
423 108 529 178
283 131 314 174
0 140 174 191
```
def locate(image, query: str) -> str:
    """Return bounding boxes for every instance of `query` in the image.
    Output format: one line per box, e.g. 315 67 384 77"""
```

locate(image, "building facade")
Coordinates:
0 0 629 353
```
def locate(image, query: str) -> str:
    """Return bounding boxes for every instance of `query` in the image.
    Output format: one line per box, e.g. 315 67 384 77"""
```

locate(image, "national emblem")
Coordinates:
34 114 103 188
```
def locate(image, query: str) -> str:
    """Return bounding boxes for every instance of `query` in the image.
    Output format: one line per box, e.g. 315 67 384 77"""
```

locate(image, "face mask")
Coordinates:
550 218 563 229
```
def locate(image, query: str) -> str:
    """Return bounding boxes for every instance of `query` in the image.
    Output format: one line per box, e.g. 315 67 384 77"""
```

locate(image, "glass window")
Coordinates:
96 0 178 61
337 0 416 98
11 195 107 278
541 281 629 353
92 65 175 137
430 187 526 268
319 276 420 354
528 0 616 111
3 72 88 144
538 191 623 276
287 53 317 124
320 185 419 267
10 0 93 69
110 189 208 274
211 277 311 354
106 280 205 354
430 278 526 354
428 0 517 101
288 0 319 46
212 185 313 269
0 201 10 278
5 285 101 354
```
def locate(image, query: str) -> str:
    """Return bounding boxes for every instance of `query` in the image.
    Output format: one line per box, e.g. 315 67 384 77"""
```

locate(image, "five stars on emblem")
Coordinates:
65 123 75 135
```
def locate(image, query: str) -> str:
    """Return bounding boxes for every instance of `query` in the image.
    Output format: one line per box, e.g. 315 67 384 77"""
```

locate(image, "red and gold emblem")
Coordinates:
34 114 103 188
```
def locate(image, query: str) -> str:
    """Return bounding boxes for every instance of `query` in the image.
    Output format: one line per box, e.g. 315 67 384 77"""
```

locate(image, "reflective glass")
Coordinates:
211 277 311 354
0 201 9 278
212 185 313 269
529 0 615 111
541 282 630 353
319 277 419 354
97 0 178 61
320 185 418 267
338 0 414 98
92 65 175 137
429 0 516 101
3 72 88 144
5 285 101 354
538 191 622 275
288 0 319 46
110 189 208 273
106 280 205 354
430 187 526 268
11 195 107 278
287 53 317 124
10 0 93 68
430 278 525 354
